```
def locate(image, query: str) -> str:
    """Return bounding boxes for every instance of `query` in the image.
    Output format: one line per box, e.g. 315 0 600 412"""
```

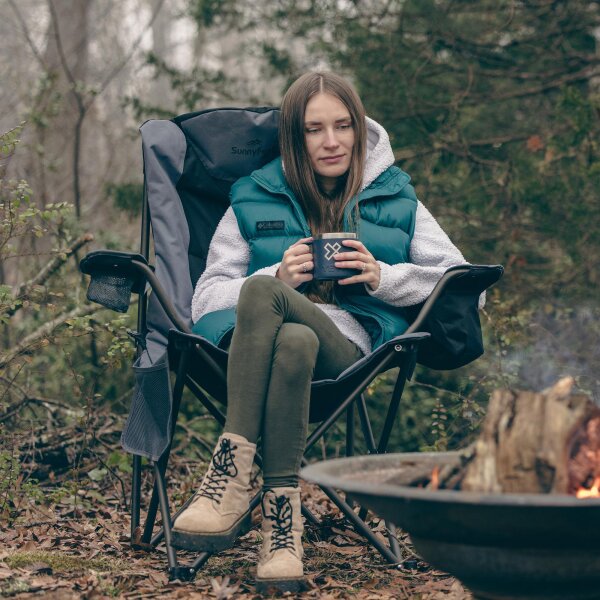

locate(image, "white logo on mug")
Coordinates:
324 242 341 260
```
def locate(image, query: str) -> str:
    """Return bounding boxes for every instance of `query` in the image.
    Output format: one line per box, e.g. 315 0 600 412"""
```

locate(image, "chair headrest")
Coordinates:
174 106 281 186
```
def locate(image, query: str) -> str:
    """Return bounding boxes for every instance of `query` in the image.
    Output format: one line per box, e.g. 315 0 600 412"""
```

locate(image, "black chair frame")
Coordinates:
82 210 495 581
80 112 502 581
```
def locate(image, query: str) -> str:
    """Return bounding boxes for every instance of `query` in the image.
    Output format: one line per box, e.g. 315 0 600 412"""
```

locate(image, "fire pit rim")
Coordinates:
301 451 600 507
303 451 600 600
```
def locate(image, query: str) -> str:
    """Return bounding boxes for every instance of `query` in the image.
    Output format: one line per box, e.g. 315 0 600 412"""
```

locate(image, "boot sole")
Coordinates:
255 576 307 594
170 510 251 553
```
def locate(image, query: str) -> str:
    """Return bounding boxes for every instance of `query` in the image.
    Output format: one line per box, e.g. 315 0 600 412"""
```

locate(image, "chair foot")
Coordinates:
168 566 198 582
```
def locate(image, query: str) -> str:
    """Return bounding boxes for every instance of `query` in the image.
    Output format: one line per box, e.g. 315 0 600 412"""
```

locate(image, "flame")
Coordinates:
576 476 600 499
430 466 440 491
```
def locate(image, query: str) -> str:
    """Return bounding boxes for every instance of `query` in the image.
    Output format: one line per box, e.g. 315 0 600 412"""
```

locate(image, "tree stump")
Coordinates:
446 377 600 494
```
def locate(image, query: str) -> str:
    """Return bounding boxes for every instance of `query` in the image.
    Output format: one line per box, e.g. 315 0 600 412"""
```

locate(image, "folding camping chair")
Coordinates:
80 106 503 581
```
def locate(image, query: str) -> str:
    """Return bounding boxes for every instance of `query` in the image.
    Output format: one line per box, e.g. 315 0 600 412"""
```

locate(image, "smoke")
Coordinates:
503 304 600 401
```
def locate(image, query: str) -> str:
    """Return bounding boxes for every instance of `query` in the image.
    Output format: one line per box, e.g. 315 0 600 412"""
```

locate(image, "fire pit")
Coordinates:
302 451 600 600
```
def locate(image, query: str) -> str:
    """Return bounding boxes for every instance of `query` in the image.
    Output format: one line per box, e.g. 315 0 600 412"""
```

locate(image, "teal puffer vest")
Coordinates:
192 158 418 350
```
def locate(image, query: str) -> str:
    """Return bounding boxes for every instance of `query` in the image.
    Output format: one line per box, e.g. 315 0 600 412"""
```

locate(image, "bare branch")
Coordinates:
0 395 76 423
0 304 101 369
394 132 531 162
391 61 600 123
478 64 600 104
46 0 87 218
45 0 165 218
46 0 85 110
6 233 94 318
93 0 167 104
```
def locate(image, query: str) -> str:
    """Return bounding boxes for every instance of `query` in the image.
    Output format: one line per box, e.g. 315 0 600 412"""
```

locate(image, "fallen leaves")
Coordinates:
211 575 241 599
0 470 467 599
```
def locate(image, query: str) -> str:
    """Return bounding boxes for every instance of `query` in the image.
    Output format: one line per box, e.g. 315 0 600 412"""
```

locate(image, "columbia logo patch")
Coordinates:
256 220 284 231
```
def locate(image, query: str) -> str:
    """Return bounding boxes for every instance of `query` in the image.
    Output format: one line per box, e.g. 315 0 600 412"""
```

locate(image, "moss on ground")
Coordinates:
4 550 123 573
201 554 254 578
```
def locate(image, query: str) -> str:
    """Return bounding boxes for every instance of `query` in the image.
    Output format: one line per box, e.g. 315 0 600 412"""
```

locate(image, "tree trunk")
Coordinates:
14 0 91 209
452 377 600 494
3 0 91 286
149 0 175 110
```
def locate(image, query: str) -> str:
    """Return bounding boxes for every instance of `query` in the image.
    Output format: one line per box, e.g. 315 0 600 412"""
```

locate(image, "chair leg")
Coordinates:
141 455 168 545
137 347 191 546
151 492 195 546
346 403 355 457
357 394 376 454
318 484 400 564
184 375 227 427
378 348 416 454
153 461 208 581
387 522 402 558
354 363 414 542
153 462 178 570
355 395 376 521
300 446 400 564
301 503 321 526
298 354 411 563
131 455 142 540
140 399 181 546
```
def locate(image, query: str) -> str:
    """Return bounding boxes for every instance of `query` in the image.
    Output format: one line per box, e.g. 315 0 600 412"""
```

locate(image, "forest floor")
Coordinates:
0 479 471 600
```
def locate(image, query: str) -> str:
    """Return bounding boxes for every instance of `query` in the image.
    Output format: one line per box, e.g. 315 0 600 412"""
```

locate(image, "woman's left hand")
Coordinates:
335 240 381 291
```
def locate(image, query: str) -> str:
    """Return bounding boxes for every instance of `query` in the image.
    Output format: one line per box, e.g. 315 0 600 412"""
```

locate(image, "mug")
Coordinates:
311 233 360 281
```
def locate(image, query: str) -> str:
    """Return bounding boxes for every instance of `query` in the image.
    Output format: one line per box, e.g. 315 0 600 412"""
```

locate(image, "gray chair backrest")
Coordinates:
140 107 280 362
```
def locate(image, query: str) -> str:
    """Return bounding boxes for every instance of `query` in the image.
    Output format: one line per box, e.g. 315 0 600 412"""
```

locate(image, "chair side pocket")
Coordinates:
121 351 173 461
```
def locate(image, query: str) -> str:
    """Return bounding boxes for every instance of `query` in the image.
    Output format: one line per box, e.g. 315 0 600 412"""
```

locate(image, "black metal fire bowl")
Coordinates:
302 452 600 600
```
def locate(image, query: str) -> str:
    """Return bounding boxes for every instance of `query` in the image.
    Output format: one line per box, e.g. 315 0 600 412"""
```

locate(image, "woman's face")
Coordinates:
304 92 355 193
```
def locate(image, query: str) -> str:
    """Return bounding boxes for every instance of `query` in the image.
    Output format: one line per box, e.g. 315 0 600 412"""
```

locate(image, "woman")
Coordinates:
171 72 469 592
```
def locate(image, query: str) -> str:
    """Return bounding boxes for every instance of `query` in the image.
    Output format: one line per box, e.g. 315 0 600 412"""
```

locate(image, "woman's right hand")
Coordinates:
276 237 314 288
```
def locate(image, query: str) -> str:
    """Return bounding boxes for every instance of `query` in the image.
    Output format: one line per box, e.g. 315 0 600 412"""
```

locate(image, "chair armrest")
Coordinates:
80 250 151 295
80 250 189 331
405 264 503 334
384 331 431 348
404 264 503 370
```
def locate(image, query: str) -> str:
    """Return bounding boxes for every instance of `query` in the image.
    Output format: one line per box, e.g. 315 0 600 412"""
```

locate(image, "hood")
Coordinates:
362 117 396 191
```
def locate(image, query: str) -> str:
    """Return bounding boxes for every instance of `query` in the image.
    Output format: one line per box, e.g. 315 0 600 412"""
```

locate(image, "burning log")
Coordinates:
303 377 600 600
433 377 600 495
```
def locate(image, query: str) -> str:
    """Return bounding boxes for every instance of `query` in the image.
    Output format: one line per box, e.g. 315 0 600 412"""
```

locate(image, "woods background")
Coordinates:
1 0 599 547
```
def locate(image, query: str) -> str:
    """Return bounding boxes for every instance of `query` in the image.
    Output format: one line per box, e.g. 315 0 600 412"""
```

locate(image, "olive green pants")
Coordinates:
224 275 363 488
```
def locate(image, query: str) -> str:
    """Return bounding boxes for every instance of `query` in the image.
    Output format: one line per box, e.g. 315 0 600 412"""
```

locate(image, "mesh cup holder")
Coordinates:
121 351 172 461
87 271 135 313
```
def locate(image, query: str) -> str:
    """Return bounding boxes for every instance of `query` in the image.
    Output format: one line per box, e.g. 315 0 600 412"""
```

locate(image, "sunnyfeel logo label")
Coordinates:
231 138 264 157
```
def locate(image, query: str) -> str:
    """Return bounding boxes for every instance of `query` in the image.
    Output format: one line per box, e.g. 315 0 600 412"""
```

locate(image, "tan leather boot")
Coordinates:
171 432 256 552
255 487 306 593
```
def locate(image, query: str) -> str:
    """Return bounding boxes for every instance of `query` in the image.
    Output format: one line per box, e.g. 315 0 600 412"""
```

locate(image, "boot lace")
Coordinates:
263 493 295 552
197 438 238 503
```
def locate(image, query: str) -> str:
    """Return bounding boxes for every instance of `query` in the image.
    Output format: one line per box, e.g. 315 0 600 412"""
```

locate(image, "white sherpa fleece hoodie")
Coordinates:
191 117 477 355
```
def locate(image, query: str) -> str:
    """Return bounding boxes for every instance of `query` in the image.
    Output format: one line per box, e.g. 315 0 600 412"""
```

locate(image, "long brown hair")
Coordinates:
279 72 367 302
280 72 367 233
